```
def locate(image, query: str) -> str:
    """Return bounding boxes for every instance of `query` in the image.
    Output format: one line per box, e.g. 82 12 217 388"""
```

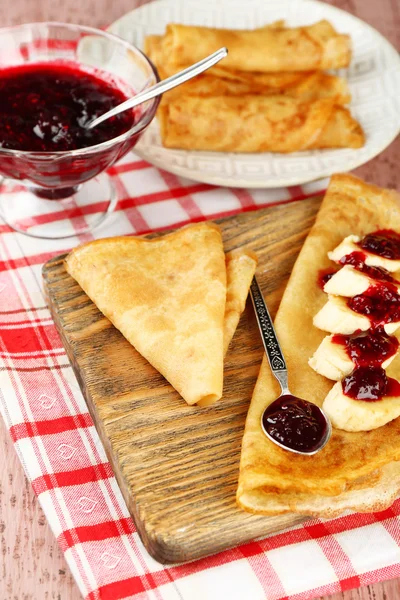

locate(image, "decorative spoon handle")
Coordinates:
250 277 289 394
87 46 228 129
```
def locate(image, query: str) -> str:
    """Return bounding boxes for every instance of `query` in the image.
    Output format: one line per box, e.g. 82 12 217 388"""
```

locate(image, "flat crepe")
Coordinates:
241 461 400 518
237 174 400 516
65 223 226 406
161 21 351 72
158 96 364 152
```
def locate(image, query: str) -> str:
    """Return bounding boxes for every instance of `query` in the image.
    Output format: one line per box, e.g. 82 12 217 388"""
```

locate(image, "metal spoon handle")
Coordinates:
87 46 228 129
250 276 289 394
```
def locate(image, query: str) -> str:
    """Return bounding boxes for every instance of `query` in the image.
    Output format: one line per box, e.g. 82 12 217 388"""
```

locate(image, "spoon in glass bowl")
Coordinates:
250 276 332 455
87 46 228 129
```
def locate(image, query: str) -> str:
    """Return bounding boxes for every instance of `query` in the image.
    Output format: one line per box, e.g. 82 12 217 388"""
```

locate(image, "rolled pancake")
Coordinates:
161 21 351 72
237 174 400 516
65 223 226 406
144 35 350 104
224 249 258 356
158 96 364 152
143 21 285 70
159 71 350 105
195 248 257 407
209 67 321 87
197 248 258 408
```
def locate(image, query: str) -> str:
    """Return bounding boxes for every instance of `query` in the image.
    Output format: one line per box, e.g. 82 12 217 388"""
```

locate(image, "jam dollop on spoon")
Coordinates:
250 277 331 455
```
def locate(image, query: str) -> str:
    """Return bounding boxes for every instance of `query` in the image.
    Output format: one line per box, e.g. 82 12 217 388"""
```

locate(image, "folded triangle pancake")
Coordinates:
65 222 226 406
237 174 400 516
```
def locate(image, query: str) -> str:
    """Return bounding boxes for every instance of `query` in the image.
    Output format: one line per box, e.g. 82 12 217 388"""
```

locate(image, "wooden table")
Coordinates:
1 0 399 598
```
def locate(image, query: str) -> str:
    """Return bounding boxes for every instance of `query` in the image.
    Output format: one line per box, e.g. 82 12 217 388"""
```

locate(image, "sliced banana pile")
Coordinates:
309 232 400 432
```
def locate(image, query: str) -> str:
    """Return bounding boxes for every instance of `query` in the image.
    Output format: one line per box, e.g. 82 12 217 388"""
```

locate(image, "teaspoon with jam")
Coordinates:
250 277 332 455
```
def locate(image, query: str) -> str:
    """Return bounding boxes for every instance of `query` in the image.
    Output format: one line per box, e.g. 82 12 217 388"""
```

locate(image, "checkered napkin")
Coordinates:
1 153 400 600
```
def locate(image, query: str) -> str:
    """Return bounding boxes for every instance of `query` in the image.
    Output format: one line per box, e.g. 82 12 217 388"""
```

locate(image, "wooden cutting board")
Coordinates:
42 195 322 564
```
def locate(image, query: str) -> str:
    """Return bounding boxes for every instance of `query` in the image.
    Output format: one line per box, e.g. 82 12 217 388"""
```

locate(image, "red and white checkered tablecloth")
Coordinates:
2 152 400 600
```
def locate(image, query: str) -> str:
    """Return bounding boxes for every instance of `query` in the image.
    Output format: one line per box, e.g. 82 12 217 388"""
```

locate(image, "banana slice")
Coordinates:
323 380 400 431
324 265 400 297
328 235 400 272
309 333 398 380
309 334 352 380
313 295 400 335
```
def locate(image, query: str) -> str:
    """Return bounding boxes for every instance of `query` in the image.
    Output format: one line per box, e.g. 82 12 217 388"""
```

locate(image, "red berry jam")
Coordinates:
347 283 400 326
332 328 399 367
0 62 134 152
358 230 400 260
341 366 400 401
262 395 328 453
340 251 398 283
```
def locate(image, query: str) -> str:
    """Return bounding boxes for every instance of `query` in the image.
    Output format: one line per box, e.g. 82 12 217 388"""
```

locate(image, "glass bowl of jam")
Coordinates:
0 22 160 238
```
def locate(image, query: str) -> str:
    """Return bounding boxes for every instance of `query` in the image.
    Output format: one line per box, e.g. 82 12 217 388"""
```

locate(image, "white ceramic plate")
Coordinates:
107 0 400 188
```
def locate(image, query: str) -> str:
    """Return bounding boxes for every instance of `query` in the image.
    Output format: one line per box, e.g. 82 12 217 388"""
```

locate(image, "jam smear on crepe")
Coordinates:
347 284 400 326
342 366 400 401
332 328 399 368
340 251 399 283
358 229 400 260
317 267 338 289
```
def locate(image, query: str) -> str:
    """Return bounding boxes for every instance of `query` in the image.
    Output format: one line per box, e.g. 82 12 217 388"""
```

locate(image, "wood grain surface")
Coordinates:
43 199 322 564
0 414 80 600
1 0 400 598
